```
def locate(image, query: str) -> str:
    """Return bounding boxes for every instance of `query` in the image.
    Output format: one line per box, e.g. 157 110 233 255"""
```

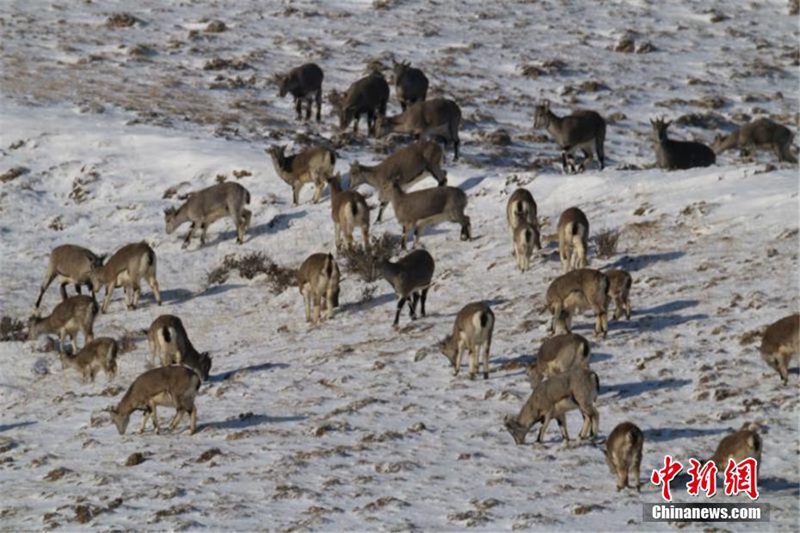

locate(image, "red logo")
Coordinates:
652 456 759 501
651 455 683 502
724 458 759 500
686 459 718 497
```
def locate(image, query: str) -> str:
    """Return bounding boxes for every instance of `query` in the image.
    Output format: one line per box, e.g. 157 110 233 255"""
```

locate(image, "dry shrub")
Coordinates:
49 216 65 231
520 65 545 78
516 132 550 143
340 234 401 282
624 220 659 238
614 33 636 53
0 166 28 183
239 253 272 280
1 316 26 342
541 59 567 73
739 328 764 346
637 42 656 53
707 9 730 23
118 331 138 354
205 21 227 33
106 13 138 28
373 0 397 10
206 256 235 285
606 112 627 124
562 80 609 95
481 129 512 146
207 253 296 294
357 285 377 305
595 229 620 259
128 44 156 59
675 112 732 130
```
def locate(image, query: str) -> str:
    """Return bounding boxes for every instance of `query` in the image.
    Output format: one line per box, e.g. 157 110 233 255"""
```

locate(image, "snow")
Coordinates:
0 0 798 530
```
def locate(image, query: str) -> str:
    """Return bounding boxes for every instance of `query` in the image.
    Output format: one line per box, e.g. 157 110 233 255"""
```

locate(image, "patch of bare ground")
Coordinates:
106 13 139 28
447 501 501 528
359 496 409 511
0 166 28 183
44 467 73 481
273 484 321 501
153 504 195 523
324 397 387 419
196 448 223 463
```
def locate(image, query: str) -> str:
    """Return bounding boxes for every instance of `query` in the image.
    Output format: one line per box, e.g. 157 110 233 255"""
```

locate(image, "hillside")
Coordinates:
0 1 798 531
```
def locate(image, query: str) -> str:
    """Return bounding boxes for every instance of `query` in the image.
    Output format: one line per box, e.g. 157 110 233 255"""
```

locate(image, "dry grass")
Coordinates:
357 285 377 305
207 252 297 294
624 220 659 238
0 316 26 342
340 233 402 282
595 229 620 259
203 58 252 71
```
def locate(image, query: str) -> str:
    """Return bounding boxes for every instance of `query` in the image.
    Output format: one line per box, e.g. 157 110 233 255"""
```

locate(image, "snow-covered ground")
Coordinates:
0 0 798 530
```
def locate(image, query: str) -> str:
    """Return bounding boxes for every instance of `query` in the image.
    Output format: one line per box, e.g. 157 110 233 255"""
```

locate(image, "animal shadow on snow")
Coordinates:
491 354 533 380
588 351 613 364
601 378 691 400
200 283 247 299
411 226 456 238
637 299 699 315
643 426 727 443
611 299 708 333
158 288 194 304
160 284 245 306
339 292 396 313
202 413 305 432
250 210 308 238
759 477 800 496
0 421 36 433
634 313 708 333
602 251 685 272
210 361 289 383
458 175 488 192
